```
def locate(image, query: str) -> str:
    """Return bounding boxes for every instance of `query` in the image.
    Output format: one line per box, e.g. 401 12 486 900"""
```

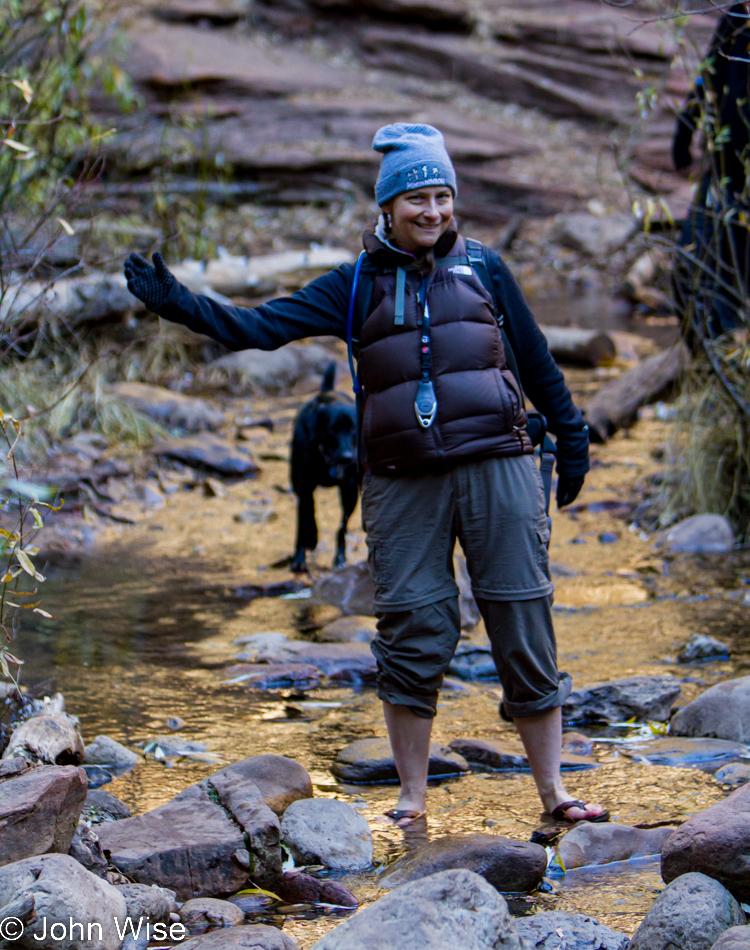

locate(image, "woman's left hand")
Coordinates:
556 475 584 509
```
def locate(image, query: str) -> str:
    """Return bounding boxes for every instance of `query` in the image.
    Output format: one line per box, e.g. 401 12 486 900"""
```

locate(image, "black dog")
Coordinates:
290 363 358 573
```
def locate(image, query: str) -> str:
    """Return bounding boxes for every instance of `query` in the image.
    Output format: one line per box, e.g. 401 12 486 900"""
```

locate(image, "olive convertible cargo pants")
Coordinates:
361 455 572 719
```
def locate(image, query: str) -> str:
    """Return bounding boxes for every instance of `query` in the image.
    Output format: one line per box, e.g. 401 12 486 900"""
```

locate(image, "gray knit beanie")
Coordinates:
373 123 457 206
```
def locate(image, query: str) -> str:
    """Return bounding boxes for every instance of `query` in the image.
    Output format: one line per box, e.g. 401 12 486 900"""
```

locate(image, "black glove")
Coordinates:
124 252 175 311
672 123 693 171
556 475 585 509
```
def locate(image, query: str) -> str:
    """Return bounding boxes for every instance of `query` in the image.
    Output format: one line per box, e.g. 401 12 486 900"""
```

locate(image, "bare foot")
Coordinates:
547 799 609 823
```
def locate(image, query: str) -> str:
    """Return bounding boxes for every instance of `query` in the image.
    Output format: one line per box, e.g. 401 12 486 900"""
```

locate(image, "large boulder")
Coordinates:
557 822 676 870
562 674 681 724
0 853 128 949
331 738 468 783
628 872 744 950
660 514 734 553
309 868 521 950
0 764 88 866
671 677 750 743
514 911 629 949
661 783 750 901
280 798 373 870
99 755 310 898
109 383 225 432
378 833 547 894
177 925 299 949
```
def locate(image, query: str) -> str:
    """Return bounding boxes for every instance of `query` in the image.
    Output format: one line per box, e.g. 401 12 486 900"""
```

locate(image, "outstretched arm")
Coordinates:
125 252 355 351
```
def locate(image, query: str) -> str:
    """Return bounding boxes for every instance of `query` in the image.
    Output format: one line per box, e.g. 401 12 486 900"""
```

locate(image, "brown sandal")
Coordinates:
549 800 610 824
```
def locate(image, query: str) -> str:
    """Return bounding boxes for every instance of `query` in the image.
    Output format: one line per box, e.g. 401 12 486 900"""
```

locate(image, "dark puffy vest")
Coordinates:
357 236 532 475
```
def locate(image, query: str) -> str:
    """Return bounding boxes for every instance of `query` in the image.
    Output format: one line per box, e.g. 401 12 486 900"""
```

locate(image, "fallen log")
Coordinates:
584 343 689 442
538 325 616 367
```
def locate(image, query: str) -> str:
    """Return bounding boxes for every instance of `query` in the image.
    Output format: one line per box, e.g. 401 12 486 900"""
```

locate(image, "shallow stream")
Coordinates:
19 376 750 947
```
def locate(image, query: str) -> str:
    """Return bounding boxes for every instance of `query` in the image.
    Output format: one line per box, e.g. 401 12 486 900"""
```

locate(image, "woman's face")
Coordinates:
382 186 454 253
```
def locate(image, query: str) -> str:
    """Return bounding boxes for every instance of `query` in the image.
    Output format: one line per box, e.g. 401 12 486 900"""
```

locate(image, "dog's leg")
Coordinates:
334 479 359 568
291 490 317 573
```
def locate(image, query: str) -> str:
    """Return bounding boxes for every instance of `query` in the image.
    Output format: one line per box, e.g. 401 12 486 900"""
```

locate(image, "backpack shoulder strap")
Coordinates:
464 238 523 393
346 253 379 395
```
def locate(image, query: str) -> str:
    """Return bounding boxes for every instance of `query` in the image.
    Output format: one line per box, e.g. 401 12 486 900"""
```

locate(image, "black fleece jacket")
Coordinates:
157 245 589 478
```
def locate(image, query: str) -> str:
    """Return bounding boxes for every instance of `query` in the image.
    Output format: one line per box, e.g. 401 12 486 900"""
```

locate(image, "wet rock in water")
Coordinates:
715 763 750 787
670 676 750 743
68 820 108 878
661 783 750 900
513 911 629 950
659 514 734 554
317 616 378 643
98 780 263 899
155 434 259 477
232 581 309 600
678 633 731 663
212 754 313 816
280 798 373 870
0 764 88 866
84 735 141 771
448 737 597 771
179 897 245 934
99 755 310 897
379 834 547 894
115 882 176 924
204 343 337 396
109 382 225 432
234 636 376 684
629 871 745 950
310 868 521 950
713 927 750 949
449 643 497 680
331 738 468 784
222 663 323 691
620 736 750 772
275 870 357 908
557 822 676 870
562 674 681 724
83 788 131 824
562 731 595 756
177 924 300 949
554 212 637 256
312 561 375 616
0 852 128 949
83 765 113 788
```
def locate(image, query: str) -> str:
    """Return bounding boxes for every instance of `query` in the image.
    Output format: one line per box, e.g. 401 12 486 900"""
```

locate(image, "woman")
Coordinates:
125 123 607 827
